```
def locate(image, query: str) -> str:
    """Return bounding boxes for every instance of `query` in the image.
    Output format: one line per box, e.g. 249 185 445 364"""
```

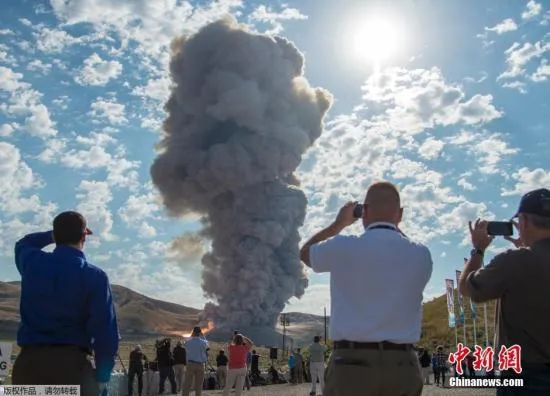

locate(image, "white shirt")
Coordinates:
310 222 433 343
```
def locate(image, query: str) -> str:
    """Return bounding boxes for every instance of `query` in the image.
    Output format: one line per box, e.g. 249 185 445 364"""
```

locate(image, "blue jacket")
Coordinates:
15 231 119 383
288 355 296 369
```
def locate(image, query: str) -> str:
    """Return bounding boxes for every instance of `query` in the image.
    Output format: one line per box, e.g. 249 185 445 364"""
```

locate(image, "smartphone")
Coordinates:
353 203 363 218
487 221 513 236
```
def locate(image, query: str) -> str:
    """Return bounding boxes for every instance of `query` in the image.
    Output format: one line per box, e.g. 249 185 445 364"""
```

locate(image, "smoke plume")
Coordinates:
151 15 332 331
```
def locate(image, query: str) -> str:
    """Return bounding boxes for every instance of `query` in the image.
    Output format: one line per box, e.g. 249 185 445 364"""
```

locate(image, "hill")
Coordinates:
421 293 496 349
0 281 496 348
0 281 201 340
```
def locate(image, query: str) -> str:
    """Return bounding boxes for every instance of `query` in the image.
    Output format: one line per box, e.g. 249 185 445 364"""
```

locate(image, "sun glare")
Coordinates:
350 17 402 66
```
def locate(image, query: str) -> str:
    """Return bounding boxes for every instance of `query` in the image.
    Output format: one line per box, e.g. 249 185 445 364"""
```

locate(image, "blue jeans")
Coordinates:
497 363 550 395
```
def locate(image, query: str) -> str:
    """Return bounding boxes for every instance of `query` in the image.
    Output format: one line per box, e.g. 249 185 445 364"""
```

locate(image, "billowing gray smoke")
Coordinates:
151 15 332 332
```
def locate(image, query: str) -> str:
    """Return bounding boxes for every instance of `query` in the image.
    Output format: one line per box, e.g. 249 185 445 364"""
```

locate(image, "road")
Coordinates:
199 383 496 395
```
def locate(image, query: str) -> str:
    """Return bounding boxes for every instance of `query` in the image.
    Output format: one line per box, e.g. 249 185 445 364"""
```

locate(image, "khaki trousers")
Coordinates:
223 367 247 396
181 361 204 396
216 366 227 389
173 364 186 392
324 347 423 396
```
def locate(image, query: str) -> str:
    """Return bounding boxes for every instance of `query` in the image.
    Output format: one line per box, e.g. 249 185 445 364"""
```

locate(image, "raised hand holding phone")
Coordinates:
333 201 358 228
504 220 523 248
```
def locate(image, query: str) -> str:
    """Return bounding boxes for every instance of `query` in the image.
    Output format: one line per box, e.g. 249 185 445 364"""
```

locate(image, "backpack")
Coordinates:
207 376 216 390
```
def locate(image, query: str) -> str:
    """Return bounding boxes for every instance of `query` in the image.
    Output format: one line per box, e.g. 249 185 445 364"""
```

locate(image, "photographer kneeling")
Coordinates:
459 188 550 395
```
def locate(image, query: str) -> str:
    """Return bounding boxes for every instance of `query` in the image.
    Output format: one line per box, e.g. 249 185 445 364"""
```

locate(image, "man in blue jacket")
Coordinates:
11 211 119 396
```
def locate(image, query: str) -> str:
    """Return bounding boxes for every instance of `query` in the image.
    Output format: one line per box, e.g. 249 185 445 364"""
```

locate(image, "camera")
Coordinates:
155 338 171 352
353 203 362 218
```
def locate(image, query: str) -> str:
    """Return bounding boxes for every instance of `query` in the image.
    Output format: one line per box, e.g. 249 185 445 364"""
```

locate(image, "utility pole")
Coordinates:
280 313 290 357
324 307 327 344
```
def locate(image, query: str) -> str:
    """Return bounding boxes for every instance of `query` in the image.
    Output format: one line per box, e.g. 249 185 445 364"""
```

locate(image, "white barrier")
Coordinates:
0 343 13 379
110 371 160 396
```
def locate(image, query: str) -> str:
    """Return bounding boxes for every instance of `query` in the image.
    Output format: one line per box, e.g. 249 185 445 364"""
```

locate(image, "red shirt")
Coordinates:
228 344 250 369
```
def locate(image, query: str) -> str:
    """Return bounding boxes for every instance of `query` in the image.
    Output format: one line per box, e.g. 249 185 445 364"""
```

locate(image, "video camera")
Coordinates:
155 338 171 352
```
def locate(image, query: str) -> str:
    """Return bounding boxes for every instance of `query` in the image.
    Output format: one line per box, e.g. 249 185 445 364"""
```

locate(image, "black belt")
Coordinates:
22 344 92 355
333 341 413 351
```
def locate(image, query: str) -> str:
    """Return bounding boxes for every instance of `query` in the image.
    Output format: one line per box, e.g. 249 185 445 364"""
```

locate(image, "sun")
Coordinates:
349 17 402 65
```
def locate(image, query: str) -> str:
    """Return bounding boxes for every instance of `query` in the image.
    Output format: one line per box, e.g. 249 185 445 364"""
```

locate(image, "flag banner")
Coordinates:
455 270 465 325
445 279 456 328
464 258 477 320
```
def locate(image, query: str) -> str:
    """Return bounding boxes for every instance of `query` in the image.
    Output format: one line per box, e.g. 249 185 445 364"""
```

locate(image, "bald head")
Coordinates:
363 181 402 226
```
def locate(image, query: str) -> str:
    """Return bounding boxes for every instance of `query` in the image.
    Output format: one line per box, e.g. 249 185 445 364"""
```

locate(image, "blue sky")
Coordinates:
1 0 549 316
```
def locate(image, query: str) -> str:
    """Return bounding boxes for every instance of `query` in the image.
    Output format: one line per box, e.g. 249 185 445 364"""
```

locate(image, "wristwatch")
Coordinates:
470 248 484 257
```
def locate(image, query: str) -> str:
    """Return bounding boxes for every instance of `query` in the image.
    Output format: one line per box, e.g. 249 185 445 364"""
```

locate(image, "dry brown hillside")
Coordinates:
0 281 497 348
420 292 497 350
0 281 201 340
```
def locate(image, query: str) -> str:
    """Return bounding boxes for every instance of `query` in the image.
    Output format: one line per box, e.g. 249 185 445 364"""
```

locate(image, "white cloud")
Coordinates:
498 41 550 80
457 176 475 191
118 192 160 238
0 43 17 66
24 104 57 137
75 53 123 86
0 142 38 211
103 243 208 309
0 123 17 137
471 134 519 174
35 138 67 163
31 25 104 54
0 66 57 138
26 60 52 74
74 131 116 147
502 81 528 94
485 18 518 34
449 131 518 174
362 67 502 135
248 4 308 35
49 0 245 58
33 26 80 53
51 95 71 110
418 137 445 160
522 0 542 20
284 282 330 315
76 180 115 240
88 97 127 125
502 168 550 196
531 59 550 82
437 201 493 240
132 77 171 102
0 143 57 254
138 222 157 238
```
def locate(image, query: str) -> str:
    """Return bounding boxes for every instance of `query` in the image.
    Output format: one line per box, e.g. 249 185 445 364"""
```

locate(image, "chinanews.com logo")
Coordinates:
448 343 524 388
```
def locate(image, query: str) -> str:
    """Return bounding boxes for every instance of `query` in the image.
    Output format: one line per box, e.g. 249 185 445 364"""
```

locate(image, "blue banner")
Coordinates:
455 270 465 325
470 298 477 320
446 279 456 328
464 258 477 320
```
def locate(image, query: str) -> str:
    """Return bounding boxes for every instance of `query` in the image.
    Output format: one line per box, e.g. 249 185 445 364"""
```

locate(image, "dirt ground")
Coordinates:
197 383 496 395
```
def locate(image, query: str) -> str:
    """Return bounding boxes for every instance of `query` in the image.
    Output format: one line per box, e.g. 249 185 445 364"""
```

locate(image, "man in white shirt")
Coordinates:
300 181 433 396
307 336 327 396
